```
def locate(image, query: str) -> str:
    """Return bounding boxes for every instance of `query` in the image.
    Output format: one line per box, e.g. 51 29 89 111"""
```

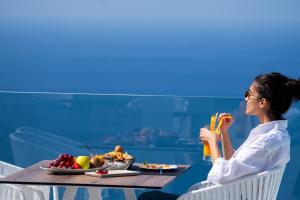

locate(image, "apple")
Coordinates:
76 156 90 169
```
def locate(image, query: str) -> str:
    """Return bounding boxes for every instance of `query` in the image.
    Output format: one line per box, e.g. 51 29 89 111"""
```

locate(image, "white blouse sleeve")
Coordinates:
207 139 268 184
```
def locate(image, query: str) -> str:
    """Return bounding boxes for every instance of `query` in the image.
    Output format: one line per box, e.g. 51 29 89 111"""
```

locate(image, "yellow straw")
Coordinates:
215 120 222 135
209 116 214 131
215 115 232 135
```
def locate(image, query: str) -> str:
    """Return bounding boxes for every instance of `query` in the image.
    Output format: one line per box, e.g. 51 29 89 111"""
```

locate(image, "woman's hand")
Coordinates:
219 113 234 133
199 127 219 144
199 127 222 163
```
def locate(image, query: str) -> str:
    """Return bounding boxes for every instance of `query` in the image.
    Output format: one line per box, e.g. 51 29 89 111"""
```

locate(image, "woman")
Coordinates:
201 72 299 184
138 72 299 200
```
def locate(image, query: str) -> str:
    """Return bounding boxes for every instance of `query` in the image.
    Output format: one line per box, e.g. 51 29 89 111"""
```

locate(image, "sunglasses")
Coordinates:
244 89 261 99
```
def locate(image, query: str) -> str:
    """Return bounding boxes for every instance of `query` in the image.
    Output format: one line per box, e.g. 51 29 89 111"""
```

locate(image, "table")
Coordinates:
0 160 191 200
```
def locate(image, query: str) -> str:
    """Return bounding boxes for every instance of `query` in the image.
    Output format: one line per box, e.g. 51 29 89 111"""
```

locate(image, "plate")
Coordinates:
40 165 110 174
85 170 140 178
139 164 178 171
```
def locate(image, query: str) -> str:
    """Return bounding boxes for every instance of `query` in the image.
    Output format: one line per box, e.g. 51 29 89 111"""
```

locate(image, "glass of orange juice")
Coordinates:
203 125 211 160
203 114 217 160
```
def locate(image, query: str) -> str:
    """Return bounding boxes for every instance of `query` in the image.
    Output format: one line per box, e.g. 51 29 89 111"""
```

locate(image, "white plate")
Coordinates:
139 164 178 171
40 165 110 174
85 170 140 177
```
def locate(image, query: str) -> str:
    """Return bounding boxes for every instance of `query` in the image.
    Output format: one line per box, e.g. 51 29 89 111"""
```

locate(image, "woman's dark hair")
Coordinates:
254 72 300 120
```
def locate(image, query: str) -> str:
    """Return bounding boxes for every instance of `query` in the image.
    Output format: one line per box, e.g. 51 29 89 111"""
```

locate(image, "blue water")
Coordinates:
0 23 299 96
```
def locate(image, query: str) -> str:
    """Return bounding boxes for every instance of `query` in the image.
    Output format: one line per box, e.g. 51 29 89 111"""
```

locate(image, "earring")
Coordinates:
260 98 266 105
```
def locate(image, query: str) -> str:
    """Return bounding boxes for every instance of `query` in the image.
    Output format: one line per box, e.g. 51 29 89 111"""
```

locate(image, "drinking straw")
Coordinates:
215 120 222 135
215 115 232 135
210 113 218 132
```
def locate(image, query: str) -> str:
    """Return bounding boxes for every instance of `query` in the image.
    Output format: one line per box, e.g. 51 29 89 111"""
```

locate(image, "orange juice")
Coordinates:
203 141 211 160
203 114 218 160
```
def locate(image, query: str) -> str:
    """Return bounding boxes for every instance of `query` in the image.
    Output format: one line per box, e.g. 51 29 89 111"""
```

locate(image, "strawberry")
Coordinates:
96 170 108 175
72 162 81 169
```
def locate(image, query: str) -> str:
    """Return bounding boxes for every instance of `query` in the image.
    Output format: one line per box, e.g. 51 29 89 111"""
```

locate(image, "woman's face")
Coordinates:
245 82 262 116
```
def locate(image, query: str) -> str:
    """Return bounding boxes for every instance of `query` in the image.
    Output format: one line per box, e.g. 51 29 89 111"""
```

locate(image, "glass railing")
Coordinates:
0 91 299 200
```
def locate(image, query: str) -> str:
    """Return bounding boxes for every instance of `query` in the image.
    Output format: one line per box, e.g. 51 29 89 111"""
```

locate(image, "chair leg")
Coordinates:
52 186 59 200
63 186 78 200
87 187 102 200
123 189 137 200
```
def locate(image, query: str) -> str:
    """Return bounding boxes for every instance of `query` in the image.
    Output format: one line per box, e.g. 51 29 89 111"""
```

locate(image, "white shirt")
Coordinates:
207 120 290 184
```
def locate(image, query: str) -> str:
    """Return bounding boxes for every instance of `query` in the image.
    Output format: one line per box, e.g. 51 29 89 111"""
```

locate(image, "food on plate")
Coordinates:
47 154 104 170
141 163 173 170
90 156 104 168
96 169 108 175
76 156 90 169
46 145 134 171
114 145 123 152
104 145 134 161
72 162 81 169
48 154 76 169
95 154 105 160
105 151 134 161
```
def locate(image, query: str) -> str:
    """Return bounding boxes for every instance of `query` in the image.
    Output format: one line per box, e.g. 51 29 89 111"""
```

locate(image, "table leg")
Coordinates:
123 189 137 200
52 186 59 200
87 187 102 200
63 186 78 200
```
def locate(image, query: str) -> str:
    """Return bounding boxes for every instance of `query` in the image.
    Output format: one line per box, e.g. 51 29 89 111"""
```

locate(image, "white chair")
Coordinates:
10 127 87 168
0 181 45 200
177 166 285 200
0 160 58 200
0 182 26 200
9 127 99 200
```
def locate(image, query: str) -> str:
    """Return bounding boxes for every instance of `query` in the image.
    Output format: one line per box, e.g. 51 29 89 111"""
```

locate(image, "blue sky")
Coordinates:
1 0 300 26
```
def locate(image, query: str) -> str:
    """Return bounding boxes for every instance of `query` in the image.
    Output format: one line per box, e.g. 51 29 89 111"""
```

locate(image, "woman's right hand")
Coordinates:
199 127 218 144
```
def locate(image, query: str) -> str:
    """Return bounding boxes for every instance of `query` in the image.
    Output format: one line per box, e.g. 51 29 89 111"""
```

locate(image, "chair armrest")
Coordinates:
187 180 214 192
178 184 221 200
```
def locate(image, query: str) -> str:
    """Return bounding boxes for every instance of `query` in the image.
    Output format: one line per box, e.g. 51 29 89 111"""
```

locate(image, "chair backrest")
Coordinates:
0 161 49 200
9 127 87 167
8 127 91 200
0 160 22 176
177 166 286 200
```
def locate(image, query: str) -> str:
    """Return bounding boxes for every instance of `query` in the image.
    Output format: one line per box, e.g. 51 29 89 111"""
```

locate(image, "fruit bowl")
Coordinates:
105 159 135 170
101 145 135 170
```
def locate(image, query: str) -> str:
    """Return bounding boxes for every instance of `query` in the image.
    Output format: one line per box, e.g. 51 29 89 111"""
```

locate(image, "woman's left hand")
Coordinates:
219 113 234 133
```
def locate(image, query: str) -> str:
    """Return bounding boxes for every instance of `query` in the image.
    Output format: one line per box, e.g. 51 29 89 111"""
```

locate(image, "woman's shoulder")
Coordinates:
260 128 290 149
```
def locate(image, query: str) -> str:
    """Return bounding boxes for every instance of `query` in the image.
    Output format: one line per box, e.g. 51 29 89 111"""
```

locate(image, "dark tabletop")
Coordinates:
0 160 191 189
